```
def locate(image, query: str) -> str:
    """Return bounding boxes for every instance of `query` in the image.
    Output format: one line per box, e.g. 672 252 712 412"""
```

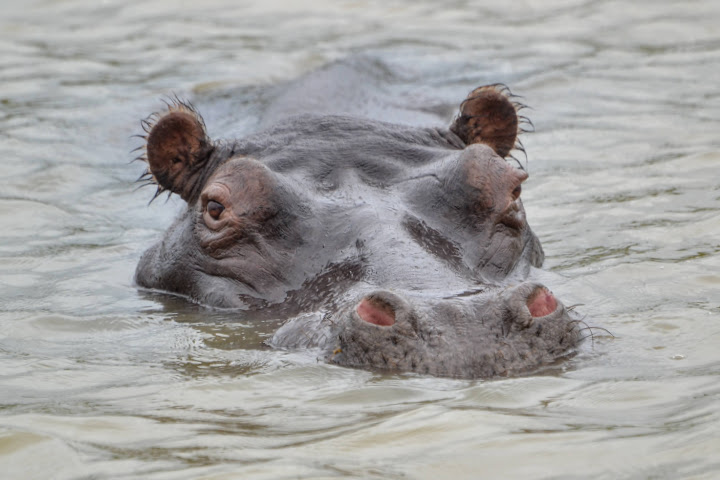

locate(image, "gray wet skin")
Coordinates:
135 80 581 379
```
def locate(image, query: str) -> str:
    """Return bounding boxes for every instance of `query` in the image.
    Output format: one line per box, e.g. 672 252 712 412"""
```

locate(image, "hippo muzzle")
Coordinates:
270 283 579 379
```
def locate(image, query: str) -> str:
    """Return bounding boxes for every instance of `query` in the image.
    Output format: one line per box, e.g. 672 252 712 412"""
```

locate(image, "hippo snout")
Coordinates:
319 284 578 378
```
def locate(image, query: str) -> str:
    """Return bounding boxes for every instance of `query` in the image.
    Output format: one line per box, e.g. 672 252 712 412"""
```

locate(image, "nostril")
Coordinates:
527 287 557 318
512 184 522 200
356 296 396 327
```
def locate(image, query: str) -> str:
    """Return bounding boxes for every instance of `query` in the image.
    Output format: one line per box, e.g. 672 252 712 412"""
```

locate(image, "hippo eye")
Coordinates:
207 200 225 219
512 185 522 200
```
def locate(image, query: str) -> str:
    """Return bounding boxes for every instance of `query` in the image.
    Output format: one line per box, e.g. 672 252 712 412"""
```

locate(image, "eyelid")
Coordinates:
201 183 231 208
200 183 232 229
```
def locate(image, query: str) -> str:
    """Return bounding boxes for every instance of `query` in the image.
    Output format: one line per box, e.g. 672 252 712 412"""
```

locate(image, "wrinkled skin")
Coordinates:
134 70 582 379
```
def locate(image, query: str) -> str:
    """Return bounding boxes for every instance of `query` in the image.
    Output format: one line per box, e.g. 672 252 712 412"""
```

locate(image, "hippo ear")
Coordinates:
137 99 214 203
450 85 531 158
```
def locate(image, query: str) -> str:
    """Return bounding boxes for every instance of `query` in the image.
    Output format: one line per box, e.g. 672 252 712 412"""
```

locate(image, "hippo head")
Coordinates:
134 85 582 378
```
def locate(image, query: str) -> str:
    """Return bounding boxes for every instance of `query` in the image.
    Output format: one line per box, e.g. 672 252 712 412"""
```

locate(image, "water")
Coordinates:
1 0 719 478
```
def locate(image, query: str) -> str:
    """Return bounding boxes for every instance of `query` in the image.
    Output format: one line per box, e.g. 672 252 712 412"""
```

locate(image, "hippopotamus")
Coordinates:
133 70 582 379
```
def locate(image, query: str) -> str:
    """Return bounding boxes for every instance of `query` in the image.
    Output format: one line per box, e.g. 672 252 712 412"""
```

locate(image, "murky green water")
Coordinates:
1 1 719 478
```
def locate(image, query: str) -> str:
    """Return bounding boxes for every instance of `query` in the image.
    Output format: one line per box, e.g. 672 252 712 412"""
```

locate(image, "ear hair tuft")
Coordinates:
450 84 531 161
131 97 213 203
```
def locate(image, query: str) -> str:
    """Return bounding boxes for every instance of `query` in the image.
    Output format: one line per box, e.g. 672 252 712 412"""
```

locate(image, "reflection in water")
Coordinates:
1 0 719 478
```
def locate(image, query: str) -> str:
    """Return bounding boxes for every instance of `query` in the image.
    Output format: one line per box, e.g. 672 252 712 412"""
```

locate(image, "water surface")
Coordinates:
1 1 719 478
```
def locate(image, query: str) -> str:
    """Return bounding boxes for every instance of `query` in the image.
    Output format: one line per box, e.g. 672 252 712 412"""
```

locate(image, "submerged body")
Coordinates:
134 67 582 378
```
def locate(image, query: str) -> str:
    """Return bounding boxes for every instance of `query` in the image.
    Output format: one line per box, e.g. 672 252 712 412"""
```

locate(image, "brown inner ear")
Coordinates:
146 110 212 202
450 85 519 158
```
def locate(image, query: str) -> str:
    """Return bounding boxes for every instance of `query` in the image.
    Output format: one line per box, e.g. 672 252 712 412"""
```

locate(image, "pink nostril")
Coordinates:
527 288 557 318
356 297 396 326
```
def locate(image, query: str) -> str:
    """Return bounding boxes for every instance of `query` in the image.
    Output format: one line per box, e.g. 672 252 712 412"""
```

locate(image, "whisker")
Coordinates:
565 303 585 312
577 326 615 338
